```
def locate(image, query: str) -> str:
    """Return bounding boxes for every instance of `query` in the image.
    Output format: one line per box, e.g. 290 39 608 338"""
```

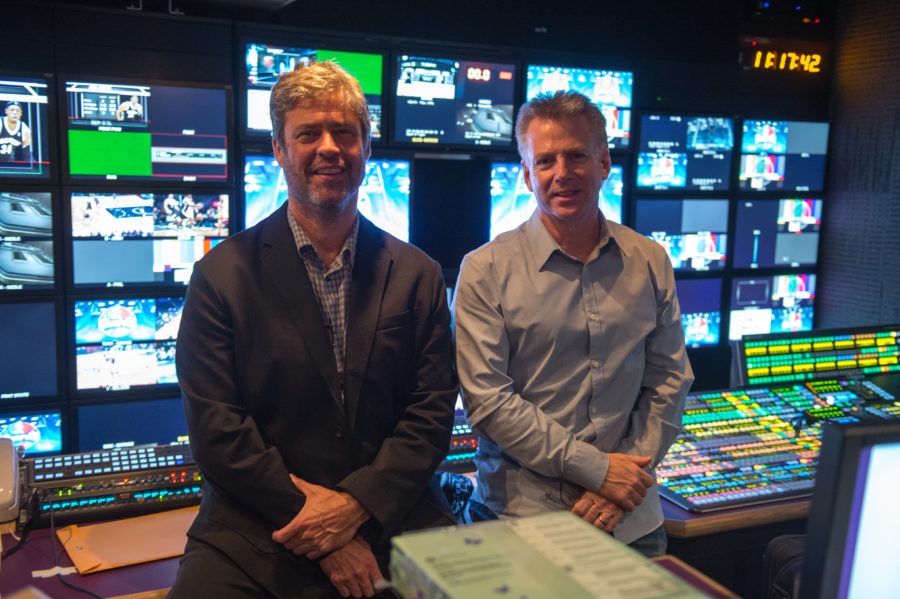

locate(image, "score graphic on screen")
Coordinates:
739 120 829 192
0 76 50 179
394 55 515 147
65 81 229 182
526 65 633 150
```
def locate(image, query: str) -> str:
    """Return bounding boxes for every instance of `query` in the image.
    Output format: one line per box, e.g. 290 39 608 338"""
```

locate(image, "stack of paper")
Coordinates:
390 512 706 599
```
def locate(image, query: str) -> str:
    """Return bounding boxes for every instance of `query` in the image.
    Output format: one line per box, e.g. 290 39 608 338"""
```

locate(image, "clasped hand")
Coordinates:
598 454 654 513
271 475 370 559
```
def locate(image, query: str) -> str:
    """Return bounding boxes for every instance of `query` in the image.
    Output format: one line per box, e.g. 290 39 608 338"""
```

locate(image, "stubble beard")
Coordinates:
286 167 365 223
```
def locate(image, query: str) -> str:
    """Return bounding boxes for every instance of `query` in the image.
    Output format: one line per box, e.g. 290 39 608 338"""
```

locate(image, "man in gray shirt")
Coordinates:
454 91 693 556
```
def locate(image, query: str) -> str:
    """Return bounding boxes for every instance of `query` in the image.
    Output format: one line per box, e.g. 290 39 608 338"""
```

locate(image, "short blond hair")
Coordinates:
269 60 370 149
515 91 607 164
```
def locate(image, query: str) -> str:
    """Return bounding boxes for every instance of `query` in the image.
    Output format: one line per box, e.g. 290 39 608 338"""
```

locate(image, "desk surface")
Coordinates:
1 529 179 599
663 496 810 538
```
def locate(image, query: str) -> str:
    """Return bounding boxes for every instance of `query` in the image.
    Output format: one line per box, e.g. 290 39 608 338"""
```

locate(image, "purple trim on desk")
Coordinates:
654 555 737 599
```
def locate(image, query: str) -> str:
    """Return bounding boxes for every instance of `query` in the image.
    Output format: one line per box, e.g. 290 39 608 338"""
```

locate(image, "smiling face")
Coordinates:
273 97 371 217
521 114 611 227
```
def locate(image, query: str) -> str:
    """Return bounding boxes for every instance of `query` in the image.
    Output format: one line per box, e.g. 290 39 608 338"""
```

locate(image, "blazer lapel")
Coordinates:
344 218 392 432
260 205 343 414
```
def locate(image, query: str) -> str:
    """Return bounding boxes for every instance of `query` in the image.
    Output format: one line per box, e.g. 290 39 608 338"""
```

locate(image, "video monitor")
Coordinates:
77 397 189 451
634 198 728 271
245 42 383 140
69 191 230 286
243 152 410 240
490 161 623 239
729 273 816 340
0 302 57 400
0 191 54 289
394 54 516 147
526 65 633 150
65 81 228 183
0 409 62 456
0 76 50 179
676 278 722 347
636 114 735 191
73 296 183 392
739 120 829 192
734 198 822 268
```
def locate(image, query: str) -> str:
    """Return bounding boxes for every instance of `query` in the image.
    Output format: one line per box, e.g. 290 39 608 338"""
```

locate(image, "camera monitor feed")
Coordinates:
0 76 50 178
65 81 228 182
0 411 62 456
490 162 623 239
394 55 515 147
676 278 722 347
70 192 229 286
729 273 816 340
634 198 728 271
739 120 829 192
245 43 383 139
74 296 183 392
733 198 822 268
637 114 735 191
0 302 57 400
243 154 410 240
77 397 189 451
0 191 53 289
526 65 633 150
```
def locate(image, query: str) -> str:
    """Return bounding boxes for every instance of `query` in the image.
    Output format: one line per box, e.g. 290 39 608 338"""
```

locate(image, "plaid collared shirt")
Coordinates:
287 208 359 385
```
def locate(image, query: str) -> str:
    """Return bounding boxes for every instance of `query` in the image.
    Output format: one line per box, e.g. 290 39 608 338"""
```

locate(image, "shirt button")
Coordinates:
591 360 600 369
589 313 599 321
336 427 344 438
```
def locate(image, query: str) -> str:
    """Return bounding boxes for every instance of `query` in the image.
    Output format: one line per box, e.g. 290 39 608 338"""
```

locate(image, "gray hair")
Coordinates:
269 60 370 149
515 91 607 164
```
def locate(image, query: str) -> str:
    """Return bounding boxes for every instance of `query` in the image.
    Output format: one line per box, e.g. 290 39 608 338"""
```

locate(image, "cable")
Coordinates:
48 508 104 599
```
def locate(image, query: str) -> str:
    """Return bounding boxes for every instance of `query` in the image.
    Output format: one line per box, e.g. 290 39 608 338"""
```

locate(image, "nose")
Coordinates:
553 155 575 182
317 130 340 156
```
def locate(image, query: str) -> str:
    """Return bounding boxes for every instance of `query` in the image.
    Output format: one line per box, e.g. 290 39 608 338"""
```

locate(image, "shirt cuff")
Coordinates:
563 440 609 492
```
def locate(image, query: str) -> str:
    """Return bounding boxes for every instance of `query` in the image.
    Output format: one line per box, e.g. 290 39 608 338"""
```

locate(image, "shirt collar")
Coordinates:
524 209 626 271
287 205 359 268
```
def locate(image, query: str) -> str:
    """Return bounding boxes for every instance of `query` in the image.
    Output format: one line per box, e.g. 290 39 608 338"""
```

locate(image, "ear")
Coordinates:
272 137 285 169
599 147 611 181
522 160 534 193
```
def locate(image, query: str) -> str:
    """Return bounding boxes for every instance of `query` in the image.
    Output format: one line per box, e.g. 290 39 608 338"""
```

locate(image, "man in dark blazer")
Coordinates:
168 61 457 598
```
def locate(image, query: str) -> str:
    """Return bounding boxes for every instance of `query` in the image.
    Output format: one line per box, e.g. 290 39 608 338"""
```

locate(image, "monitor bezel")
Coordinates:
0 296 65 405
0 401 66 457
73 394 189 452
0 186 60 295
736 118 830 195
0 71 57 184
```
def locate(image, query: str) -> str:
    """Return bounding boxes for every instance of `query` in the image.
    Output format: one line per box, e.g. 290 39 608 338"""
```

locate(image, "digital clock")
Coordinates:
751 49 822 73
740 36 828 75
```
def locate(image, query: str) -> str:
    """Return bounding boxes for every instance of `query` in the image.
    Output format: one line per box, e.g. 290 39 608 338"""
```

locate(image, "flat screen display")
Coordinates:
77 397 189 451
634 198 728 271
676 278 722 347
729 273 816 340
733 198 822 268
739 120 829 192
245 43 383 139
636 114 735 191
65 81 228 182
243 153 410 240
70 191 229 286
73 296 183 392
0 302 57 400
0 409 62 455
394 55 516 147
0 191 54 289
0 76 50 178
490 162 623 239
526 65 632 150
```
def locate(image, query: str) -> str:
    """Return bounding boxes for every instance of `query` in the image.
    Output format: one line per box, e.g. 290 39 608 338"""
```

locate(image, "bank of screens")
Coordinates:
490 162 623 239
739 120 829 192
0 191 54 289
394 55 515 147
0 409 62 456
243 155 410 240
0 302 57 400
77 397 188 451
69 191 229 286
73 296 183 392
729 273 816 340
245 43 383 139
634 198 728 271
65 81 228 182
0 76 50 179
525 65 633 150
676 278 722 347
733 198 822 268
637 115 734 191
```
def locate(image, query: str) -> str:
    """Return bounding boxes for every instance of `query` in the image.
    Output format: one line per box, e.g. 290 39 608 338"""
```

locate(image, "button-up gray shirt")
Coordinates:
454 210 693 544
